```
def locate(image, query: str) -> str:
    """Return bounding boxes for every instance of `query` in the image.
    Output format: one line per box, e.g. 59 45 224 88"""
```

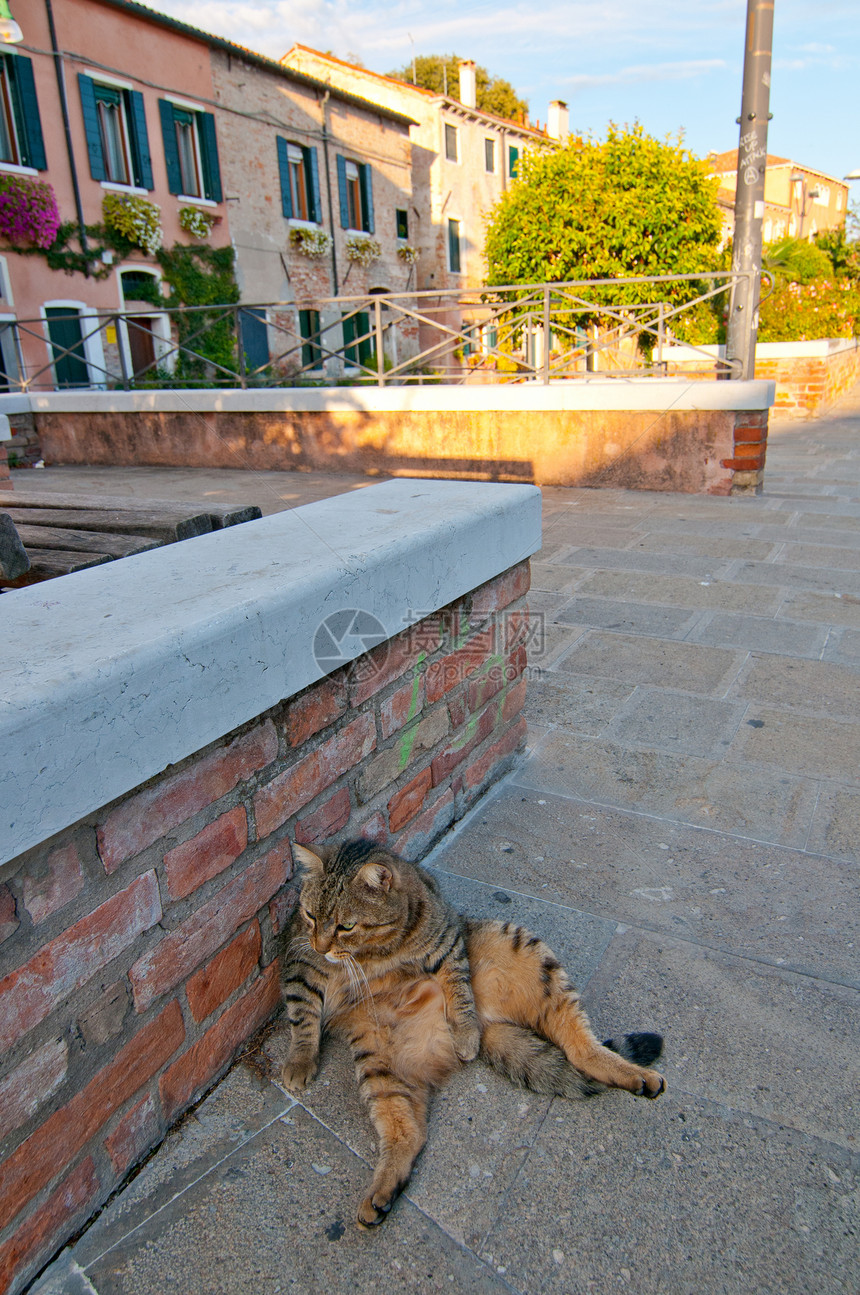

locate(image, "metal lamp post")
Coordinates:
725 0 775 381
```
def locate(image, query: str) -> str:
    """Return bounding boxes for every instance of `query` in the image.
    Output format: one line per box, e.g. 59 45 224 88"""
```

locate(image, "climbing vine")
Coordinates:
155 243 239 382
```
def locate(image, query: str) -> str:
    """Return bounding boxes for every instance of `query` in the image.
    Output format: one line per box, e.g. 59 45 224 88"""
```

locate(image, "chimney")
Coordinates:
458 60 477 109
548 100 569 141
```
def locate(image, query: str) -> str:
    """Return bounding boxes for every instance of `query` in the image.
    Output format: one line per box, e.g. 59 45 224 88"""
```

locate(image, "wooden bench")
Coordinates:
0 490 262 589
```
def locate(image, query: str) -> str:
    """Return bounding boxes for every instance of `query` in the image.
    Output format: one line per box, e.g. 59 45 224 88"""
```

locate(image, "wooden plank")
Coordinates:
15 524 161 557
0 513 30 581
5 491 262 528
0 548 112 588
3 508 214 542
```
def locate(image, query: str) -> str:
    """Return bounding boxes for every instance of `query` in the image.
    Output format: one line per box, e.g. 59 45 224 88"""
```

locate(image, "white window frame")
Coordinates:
484 137 495 173
40 300 107 391
0 310 22 391
116 266 173 377
344 158 364 233
286 142 311 223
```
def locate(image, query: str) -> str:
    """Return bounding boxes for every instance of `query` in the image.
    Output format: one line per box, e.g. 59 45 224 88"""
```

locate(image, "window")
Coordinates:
484 138 495 173
336 155 374 233
79 75 152 189
0 53 46 170
396 208 409 240
276 138 321 222
343 310 372 368
0 319 21 392
445 123 458 162
299 309 322 369
447 218 461 274
158 99 222 202
508 145 519 179
815 184 830 206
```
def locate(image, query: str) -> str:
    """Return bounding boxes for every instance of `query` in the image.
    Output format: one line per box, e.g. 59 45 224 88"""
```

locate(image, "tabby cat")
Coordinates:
280 838 665 1227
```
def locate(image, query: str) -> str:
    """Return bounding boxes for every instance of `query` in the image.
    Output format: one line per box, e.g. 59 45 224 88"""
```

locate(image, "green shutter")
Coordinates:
77 74 106 181
508 145 519 178
276 137 292 219
359 164 374 234
198 111 222 203
9 55 46 171
336 154 349 229
128 90 153 189
306 146 321 223
158 99 182 194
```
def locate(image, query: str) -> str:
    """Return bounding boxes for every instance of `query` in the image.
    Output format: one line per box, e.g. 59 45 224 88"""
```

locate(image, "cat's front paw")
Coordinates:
451 1022 481 1063
281 1053 319 1093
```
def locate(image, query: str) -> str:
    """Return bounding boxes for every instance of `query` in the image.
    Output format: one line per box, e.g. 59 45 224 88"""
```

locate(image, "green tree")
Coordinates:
483 124 722 307
387 54 528 121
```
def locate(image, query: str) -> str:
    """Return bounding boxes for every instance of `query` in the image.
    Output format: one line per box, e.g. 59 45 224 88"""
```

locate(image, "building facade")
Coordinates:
281 47 564 295
707 150 849 246
0 1 419 392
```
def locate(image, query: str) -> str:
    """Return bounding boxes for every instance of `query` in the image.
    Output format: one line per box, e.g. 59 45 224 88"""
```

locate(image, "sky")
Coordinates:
148 0 859 186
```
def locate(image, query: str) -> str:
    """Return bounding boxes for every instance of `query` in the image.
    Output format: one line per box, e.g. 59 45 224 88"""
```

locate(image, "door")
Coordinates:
45 307 90 388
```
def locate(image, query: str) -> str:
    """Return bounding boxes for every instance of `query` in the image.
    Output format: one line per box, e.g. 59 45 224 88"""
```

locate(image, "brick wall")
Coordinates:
0 560 529 1294
760 342 860 417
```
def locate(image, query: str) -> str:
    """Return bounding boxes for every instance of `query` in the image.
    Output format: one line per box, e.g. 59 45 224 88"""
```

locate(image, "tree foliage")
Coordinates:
387 54 528 121
483 124 723 307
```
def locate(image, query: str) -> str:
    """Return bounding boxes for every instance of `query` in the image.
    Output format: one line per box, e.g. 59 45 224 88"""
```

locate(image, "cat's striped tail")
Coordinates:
478 1024 663 1099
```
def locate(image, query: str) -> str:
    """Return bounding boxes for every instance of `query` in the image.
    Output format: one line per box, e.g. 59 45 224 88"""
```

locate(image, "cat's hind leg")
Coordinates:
467 920 665 1099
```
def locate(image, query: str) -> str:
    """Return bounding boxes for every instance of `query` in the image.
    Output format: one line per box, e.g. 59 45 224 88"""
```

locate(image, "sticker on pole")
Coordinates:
313 609 389 672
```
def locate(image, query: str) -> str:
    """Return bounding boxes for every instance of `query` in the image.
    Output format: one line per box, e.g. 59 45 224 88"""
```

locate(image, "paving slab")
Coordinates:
481 1093 859 1295
603 688 748 757
687 610 830 657
582 925 860 1148
578 567 784 614
433 784 859 984
728 706 860 784
732 652 860 716
554 597 699 638
522 674 634 736
556 631 744 695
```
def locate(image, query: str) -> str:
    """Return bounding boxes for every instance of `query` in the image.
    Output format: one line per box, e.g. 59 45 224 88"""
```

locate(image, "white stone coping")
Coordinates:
3 378 775 416
0 479 541 871
663 339 859 361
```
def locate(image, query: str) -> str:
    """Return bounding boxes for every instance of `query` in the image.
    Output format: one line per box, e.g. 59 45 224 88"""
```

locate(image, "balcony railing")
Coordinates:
1 271 760 393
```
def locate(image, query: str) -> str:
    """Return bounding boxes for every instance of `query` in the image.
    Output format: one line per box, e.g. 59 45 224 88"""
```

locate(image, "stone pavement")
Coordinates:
26 389 860 1295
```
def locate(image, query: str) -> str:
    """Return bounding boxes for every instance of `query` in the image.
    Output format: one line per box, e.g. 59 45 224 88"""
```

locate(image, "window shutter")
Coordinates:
508 145 519 178
306 146 322 223
360 164 374 235
198 111 222 203
276 137 292 219
77 74 106 181
9 56 46 170
158 99 182 194
128 90 153 189
336 154 349 229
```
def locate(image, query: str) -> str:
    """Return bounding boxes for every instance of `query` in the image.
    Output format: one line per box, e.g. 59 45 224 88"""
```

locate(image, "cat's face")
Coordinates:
293 840 403 963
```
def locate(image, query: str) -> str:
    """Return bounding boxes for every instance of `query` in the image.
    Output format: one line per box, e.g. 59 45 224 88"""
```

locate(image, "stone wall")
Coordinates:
0 561 530 1294
17 380 776 496
664 339 860 417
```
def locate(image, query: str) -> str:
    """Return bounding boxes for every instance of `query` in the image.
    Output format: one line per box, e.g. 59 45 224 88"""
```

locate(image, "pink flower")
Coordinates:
0 175 60 249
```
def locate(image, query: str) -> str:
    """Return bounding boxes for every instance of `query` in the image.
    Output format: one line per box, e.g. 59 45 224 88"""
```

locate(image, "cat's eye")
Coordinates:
300 908 315 925
337 921 356 932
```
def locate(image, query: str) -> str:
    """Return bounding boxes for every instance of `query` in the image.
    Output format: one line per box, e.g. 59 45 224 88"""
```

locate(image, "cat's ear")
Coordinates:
292 843 326 875
358 861 396 892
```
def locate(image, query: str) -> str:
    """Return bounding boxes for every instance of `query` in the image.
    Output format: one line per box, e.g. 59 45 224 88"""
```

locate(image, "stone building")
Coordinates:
281 46 564 295
707 150 849 246
0 0 418 393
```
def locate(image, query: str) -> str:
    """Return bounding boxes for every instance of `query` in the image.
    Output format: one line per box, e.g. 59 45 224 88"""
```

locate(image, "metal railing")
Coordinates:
1 271 756 393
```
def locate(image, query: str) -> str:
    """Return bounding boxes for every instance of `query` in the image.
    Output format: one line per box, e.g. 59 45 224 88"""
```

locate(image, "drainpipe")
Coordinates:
320 90 339 295
44 0 90 273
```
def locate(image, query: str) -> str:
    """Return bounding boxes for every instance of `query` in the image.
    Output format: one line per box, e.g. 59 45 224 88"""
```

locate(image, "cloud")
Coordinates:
565 59 727 90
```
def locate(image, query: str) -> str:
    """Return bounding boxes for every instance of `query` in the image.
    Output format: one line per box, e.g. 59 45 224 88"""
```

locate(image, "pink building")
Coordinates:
1 0 416 392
